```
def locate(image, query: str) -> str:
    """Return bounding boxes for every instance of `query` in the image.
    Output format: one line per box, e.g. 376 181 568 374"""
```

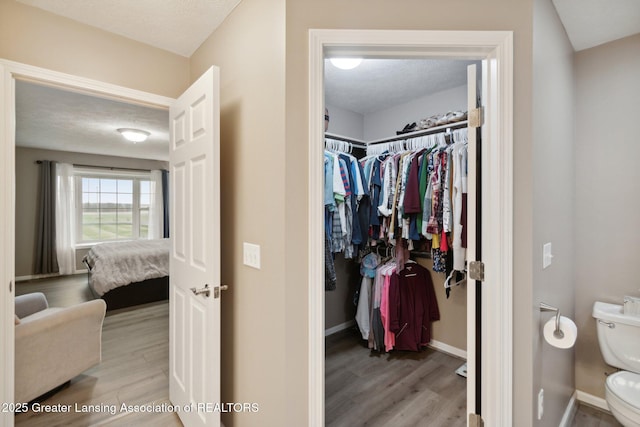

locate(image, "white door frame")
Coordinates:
308 30 514 426
0 59 174 427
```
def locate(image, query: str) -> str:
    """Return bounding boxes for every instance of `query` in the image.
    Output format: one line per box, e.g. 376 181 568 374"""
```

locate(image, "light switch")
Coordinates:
243 242 261 269
543 243 553 269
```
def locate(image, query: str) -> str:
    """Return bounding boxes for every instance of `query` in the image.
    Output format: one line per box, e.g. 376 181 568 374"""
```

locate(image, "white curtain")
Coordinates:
55 163 75 275
148 170 164 240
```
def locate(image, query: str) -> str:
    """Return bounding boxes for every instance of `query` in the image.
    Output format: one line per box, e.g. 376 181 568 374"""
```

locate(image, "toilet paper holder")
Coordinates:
540 302 564 339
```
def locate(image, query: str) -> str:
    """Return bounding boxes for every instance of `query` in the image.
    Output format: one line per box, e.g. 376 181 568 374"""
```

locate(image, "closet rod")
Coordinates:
324 132 368 149
367 120 468 146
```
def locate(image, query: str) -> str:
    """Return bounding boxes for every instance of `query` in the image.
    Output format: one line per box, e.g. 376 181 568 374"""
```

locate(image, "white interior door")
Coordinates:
466 63 481 424
169 66 221 427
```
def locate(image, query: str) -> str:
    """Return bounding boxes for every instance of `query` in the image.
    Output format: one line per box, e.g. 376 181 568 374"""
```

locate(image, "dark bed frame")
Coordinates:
88 275 169 311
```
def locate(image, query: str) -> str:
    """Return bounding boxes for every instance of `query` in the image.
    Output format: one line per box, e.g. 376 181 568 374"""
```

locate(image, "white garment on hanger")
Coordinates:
452 139 468 271
355 276 373 340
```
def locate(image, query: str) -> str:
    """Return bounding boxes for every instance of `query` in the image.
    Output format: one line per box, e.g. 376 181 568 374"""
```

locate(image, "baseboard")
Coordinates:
16 273 60 282
559 391 578 427
325 320 355 336
16 273 60 283
16 271 86 282
576 389 610 412
428 339 467 360
323 324 468 361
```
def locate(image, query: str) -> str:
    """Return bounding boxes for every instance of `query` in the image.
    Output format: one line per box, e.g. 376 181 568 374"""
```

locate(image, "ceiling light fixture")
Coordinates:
330 58 363 70
117 128 150 143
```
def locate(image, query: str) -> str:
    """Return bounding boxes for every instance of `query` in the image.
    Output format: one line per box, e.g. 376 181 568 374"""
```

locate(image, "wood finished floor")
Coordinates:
325 328 622 427
14 276 622 426
15 273 94 308
571 403 621 427
15 276 182 426
325 327 467 427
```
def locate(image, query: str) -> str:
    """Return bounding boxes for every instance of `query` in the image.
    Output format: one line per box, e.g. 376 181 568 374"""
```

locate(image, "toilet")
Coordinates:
593 301 640 427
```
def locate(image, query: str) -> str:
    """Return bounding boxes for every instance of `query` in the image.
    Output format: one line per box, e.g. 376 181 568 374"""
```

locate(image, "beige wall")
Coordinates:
574 33 640 399
15 147 167 277
324 258 359 331
189 0 287 426
532 0 575 425
424 259 467 351
285 1 534 425
0 0 189 98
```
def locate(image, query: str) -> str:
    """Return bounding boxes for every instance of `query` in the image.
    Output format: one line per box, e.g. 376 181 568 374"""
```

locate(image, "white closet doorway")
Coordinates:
308 30 514 427
324 57 477 426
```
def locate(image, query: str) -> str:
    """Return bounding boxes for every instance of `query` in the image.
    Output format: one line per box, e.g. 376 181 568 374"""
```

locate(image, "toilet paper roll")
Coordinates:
543 315 577 349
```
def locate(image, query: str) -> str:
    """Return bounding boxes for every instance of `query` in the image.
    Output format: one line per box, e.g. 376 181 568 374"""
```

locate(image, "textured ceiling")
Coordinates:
325 59 476 115
552 0 640 51
15 0 640 57
17 0 242 56
17 60 472 160
13 1 640 159
16 81 169 161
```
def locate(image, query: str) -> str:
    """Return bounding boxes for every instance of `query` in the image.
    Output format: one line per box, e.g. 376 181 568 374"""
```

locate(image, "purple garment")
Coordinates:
388 262 440 352
403 154 422 214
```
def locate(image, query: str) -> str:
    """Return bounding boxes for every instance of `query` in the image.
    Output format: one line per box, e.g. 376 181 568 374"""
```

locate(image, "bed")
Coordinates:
82 238 170 310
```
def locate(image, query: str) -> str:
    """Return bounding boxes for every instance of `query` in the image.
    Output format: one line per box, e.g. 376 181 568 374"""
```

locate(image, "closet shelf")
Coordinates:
367 120 468 145
324 132 366 145
324 120 469 152
325 120 468 148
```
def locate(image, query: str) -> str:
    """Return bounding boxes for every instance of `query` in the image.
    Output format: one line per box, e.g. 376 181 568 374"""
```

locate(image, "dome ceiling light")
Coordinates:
117 128 150 143
330 58 363 70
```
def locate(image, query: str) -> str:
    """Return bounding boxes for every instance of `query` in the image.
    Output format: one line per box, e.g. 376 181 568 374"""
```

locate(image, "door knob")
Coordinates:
190 284 211 297
214 284 229 298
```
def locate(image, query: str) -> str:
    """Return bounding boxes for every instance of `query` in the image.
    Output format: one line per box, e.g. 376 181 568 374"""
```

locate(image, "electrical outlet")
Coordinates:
537 388 544 420
243 242 261 269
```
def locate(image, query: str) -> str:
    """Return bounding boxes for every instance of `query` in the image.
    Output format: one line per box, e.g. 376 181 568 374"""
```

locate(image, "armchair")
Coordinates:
14 292 106 403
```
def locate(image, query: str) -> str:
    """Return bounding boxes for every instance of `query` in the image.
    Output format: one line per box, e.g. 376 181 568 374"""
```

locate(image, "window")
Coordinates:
75 170 155 243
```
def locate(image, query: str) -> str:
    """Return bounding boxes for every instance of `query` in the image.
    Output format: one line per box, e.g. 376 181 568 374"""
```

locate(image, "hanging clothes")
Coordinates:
324 146 369 265
325 123 470 365
324 139 371 293
325 233 337 291
355 252 378 339
388 261 440 352
328 126 469 357
355 253 439 353
359 128 468 277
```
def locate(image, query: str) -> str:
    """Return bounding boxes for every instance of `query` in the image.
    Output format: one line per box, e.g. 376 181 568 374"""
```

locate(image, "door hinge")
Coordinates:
469 107 484 128
468 261 485 282
469 413 484 427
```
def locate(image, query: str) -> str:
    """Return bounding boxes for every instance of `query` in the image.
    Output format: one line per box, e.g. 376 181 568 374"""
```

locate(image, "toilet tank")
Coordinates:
593 301 640 373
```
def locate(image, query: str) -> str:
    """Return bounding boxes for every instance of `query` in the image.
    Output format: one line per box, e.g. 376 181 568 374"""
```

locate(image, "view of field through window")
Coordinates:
80 176 152 242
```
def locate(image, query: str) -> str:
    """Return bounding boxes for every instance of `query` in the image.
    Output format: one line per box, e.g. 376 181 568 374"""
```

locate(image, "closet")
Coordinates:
324 58 477 426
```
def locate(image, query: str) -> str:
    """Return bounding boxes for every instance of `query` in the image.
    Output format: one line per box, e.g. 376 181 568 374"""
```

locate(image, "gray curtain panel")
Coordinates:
162 169 169 238
34 160 59 274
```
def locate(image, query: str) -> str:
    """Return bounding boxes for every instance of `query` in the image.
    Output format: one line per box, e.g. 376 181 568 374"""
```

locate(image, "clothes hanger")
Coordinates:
379 245 393 264
444 269 467 289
